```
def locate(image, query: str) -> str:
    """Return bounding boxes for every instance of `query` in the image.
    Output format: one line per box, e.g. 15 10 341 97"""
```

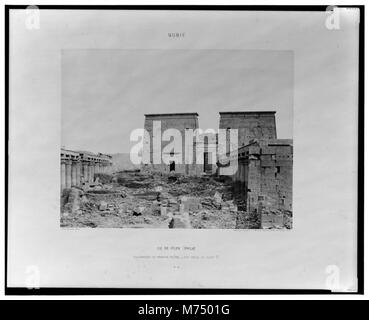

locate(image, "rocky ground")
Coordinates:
60 171 292 229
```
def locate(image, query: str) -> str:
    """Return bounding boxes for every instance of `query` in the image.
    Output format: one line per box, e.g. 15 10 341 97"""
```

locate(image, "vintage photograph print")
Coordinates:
60 49 293 229
7 6 361 293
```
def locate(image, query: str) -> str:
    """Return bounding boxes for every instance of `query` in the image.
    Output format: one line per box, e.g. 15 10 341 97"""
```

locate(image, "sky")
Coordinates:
61 49 293 154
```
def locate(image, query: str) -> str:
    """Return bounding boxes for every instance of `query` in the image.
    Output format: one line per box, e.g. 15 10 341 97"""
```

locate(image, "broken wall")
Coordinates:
234 140 293 213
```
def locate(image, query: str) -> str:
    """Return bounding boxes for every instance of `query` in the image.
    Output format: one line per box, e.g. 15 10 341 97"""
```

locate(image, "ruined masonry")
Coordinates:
219 111 292 213
60 110 292 229
143 111 293 215
234 139 293 213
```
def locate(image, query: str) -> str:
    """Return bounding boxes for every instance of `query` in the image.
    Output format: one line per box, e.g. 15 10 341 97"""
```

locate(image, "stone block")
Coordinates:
168 212 192 228
261 213 284 229
261 146 276 154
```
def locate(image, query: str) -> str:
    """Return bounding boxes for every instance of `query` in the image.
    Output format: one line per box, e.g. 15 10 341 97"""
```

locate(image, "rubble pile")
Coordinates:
60 171 292 229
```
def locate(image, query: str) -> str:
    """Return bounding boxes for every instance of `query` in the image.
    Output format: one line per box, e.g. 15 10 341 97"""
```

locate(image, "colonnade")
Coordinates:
61 148 112 190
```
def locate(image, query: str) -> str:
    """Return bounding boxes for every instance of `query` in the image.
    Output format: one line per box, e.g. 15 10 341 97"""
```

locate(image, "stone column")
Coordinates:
248 159 261 212
240 162 245 191
92 162 96 182
61 160 66 190
71 160 77 186
87 163 91 183
83 161 89 183
238 163 242 192
89 163 94 183
238 160 242 182
76 161 81 186
65 160 72 188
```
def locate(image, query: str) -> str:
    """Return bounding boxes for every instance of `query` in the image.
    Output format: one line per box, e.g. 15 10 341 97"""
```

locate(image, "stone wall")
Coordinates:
233 139 293 213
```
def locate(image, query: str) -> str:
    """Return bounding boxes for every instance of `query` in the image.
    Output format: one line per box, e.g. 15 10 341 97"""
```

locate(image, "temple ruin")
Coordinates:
218 111 292 215
232 139 293 213
141 111 293 220
60 110 293 229
60 148 112 189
